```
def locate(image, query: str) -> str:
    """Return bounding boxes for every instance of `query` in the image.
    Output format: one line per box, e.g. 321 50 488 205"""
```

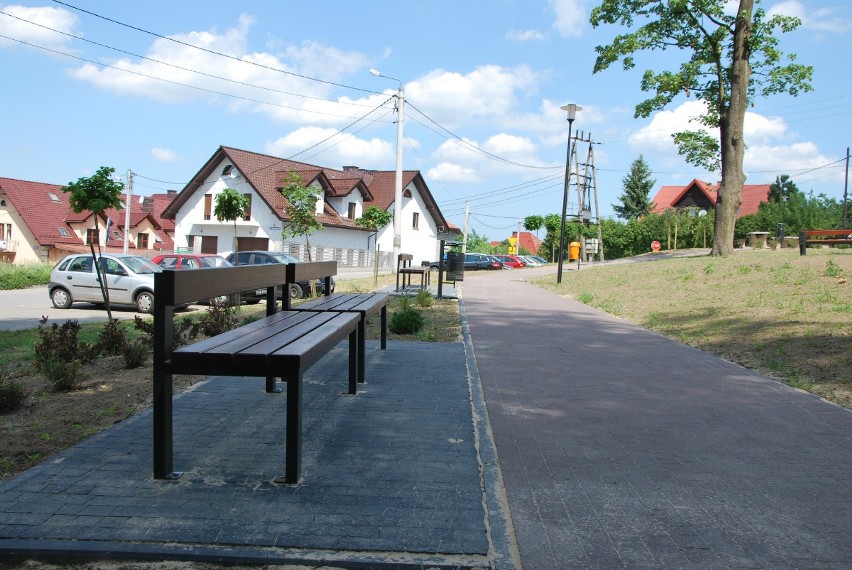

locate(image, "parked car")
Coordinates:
151 253 236 305
150 253 232 270
428 253 503 271
226 250 334 300
519 256 543 267
530 255 548 264
492 254 527 269
48 253 162 313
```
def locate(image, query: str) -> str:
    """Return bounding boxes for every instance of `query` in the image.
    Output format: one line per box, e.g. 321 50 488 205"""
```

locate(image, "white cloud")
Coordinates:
550 0 587 37
506 29 546 42
628 100 713 153
265 126 392 169
406 65 539 127
744 141 831 177
427 162 480 183
65 13 372 125
150 147 178 162
767 1 852 33
0 5 79 49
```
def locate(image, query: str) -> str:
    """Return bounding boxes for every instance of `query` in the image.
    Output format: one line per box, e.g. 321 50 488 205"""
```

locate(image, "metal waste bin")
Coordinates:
569 241 581 261
446 252 464 281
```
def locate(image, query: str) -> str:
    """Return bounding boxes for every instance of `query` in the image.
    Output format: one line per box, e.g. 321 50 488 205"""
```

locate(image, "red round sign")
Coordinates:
651 241 662 252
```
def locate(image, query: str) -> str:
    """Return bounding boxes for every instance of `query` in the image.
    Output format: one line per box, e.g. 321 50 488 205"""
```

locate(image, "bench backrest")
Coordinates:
397 253 414 271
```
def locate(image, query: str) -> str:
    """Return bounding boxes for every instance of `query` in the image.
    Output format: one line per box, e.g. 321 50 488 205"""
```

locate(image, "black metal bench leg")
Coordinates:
380 305 387 350
266 375 282 393
349 328 358 394
279 372 303 485
357 318 366 384
153 371 181 479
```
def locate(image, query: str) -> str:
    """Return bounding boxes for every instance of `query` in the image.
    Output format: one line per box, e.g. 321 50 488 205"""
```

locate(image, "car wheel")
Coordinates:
51 288 72 309
135 291 154 314
289 283 303 300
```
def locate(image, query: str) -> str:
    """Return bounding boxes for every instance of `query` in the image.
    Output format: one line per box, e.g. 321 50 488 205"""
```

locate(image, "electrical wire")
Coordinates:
51 0 382 96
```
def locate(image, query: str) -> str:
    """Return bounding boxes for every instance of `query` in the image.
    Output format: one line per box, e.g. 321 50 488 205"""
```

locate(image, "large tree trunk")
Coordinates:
711 0 753 256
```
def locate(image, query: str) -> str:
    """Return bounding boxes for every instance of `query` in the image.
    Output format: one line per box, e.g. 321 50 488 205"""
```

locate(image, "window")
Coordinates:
86 228 99 245
412 212 420 230
222 164 234 177
243 194 252 221
138 233 149 249
348 203 356 219
58 227 70 237
48 193 60 203
204 195 212 220
68 256 93 273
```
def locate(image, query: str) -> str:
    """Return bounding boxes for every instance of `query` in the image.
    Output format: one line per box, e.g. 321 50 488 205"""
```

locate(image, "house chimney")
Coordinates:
141 196 153 212
342 166 360 171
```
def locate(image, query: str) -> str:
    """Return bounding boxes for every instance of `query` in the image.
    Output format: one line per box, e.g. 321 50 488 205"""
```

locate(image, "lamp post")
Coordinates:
557 104 581 284
370 68 405 273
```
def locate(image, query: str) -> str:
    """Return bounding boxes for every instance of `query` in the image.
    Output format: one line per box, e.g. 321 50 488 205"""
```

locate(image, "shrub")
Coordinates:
198 298 239 337
0 371 27 413
34 318 97 372
42 357 85 392
123 339 149 369
95 319 128 356
415 289 434 308
389 297 425 334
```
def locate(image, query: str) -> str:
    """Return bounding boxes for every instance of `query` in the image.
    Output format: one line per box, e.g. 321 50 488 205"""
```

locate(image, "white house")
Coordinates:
161 146 458 266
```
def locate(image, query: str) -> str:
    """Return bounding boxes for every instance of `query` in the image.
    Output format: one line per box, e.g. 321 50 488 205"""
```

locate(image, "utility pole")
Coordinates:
124 169 133 254
843 147 849 229
462 201 470 253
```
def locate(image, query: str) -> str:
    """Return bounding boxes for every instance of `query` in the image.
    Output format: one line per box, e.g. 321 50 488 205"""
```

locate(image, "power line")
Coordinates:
51 0 381 96
0 9 382 110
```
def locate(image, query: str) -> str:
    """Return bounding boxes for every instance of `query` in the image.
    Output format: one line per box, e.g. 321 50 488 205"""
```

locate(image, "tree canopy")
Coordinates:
214 188 250 255
591 0 812 255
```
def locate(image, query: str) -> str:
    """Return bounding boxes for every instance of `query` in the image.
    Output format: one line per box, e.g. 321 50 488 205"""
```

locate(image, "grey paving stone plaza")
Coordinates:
1 265 851 569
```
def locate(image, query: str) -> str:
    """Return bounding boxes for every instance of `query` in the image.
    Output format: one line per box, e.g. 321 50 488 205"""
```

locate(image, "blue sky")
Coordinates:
1 0 850 240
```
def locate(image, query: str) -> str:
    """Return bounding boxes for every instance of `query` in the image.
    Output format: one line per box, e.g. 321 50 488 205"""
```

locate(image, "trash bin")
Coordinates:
445 252 464 282
569 241 581 261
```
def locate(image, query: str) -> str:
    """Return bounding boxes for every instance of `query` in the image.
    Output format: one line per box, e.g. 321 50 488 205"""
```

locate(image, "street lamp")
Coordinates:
370 68 405 273
557 104 581 284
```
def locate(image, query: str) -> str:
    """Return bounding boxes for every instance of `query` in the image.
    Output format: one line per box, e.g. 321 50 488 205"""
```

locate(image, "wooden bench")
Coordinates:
289 292 388 385
799 230 852 255
396 253 430 291
152 261 359 485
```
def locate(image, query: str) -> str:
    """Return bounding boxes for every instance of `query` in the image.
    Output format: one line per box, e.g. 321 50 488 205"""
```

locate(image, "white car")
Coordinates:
48 253 162 313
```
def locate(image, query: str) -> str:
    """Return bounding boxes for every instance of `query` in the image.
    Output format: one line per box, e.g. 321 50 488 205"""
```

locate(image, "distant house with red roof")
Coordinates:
0 176 173 264
489 231 542 255
161 146 457 265
650 179 770 218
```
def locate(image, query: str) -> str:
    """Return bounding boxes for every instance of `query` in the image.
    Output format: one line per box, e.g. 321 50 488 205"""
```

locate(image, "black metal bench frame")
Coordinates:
152 261 357 485
799 229 852 255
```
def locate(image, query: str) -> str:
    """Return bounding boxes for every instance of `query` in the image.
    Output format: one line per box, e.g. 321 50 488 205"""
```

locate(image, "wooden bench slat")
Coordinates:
272 312 360 367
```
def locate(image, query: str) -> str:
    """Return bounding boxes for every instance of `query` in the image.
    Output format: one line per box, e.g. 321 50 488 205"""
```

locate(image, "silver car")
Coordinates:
48 253 162 313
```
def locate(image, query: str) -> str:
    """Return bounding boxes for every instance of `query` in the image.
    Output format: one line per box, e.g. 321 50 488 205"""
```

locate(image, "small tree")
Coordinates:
63 166 125 320
280 170 323 261
524 215 545 237
768 174 799 203
214 188 250 255
613 155 655 221
355 205 393 285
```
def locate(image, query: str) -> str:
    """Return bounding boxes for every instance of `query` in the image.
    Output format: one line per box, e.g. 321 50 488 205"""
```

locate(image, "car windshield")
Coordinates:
120 256 162 274
269 253 300 264
199 256 231 268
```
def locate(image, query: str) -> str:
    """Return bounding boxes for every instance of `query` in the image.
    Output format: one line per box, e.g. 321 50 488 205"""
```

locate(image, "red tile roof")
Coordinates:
651 179 770 218
0 176 173 252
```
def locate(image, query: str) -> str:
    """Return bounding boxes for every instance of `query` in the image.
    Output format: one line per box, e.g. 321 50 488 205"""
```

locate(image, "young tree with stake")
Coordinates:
63 166 125 320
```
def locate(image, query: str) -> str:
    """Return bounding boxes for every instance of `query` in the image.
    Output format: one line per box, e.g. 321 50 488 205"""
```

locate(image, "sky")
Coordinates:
1 0 850 241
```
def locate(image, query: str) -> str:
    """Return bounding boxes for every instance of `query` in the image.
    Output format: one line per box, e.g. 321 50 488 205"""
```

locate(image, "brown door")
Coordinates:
200 236 218 254
237 237 269 251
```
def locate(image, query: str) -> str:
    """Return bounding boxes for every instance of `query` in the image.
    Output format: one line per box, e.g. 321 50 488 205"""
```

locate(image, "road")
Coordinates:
0 266 393 332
